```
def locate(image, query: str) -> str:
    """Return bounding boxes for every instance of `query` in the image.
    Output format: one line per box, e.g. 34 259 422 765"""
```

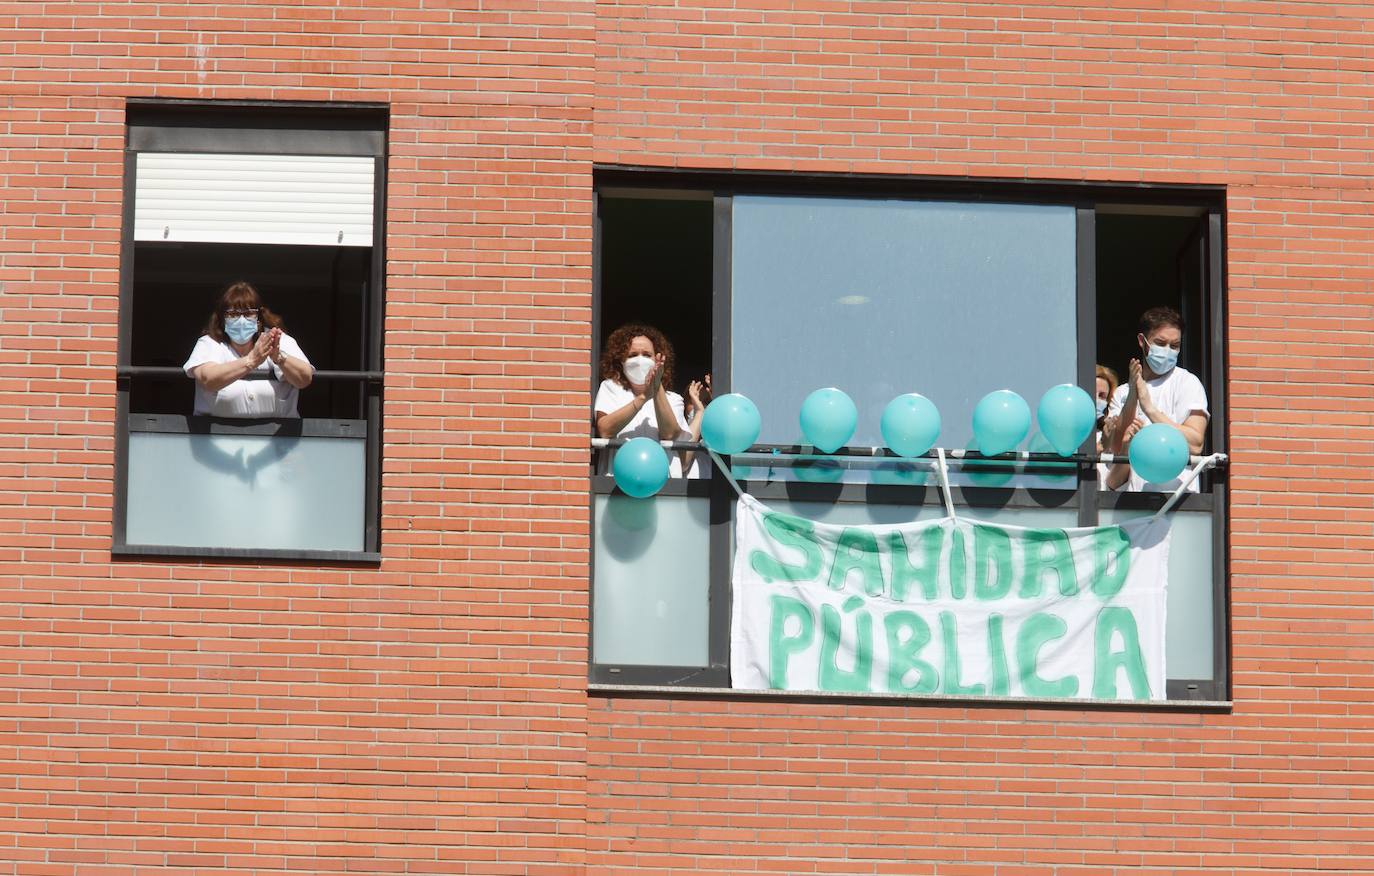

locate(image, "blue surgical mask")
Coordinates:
1145 342 1178 375
1095 398 1108 417
225 315 258 345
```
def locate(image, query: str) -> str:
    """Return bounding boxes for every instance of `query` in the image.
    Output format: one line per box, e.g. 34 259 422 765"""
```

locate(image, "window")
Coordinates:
591 170 1228 703
114 101 387 561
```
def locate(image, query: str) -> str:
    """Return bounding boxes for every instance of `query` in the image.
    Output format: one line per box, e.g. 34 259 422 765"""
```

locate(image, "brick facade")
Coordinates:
1 2 1371 873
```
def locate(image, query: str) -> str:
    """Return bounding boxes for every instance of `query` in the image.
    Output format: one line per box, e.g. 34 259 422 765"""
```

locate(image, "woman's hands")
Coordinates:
1105 417 1145 490
635 353 667 402
687 373 712 415
246 328 276 368
1119 418 1143 451
680 374 713 474
240 327 311 389
1097 414 1118 453
265 328 286 365
268 328 313 389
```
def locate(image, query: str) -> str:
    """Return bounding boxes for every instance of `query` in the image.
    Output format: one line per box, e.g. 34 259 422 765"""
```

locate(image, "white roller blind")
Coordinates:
134 152 375 247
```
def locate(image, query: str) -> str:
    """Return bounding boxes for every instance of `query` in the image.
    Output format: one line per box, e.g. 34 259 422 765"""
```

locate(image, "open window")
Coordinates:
114 101 387 561
1094 206 1227 693
590 170 1228 703
592 193 714 480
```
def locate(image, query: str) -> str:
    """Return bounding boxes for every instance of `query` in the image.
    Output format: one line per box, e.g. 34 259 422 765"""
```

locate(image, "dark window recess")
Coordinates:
128 242 372 420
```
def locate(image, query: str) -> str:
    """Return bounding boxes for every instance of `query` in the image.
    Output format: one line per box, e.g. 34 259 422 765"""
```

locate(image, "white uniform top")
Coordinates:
182 333 313 418
1107 365 1209 493
593 378 700 478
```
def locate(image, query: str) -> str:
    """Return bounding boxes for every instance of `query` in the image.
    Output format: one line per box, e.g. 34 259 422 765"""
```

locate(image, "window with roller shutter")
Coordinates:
113 100 387 562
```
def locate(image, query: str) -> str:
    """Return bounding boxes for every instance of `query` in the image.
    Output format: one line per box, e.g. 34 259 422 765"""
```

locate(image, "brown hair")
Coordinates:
204 281 283 344
1138 306 1183 337
599 323 675 391
1095 364 1119 399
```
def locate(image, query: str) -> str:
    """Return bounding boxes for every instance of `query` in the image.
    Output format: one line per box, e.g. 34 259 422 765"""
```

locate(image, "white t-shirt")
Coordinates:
182 333 313 417
593 378 699 478
1107 365 1209 492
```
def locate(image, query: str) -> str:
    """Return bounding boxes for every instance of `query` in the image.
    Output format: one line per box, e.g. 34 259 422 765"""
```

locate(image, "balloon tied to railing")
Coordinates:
609 385 1191 498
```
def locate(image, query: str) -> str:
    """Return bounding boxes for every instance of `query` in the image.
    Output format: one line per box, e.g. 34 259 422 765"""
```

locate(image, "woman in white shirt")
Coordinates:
183 281 314 417
594 323 693 477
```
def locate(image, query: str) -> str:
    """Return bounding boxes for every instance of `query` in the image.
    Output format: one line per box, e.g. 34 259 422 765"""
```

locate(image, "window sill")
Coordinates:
588 682 1233 712
112 543 381 564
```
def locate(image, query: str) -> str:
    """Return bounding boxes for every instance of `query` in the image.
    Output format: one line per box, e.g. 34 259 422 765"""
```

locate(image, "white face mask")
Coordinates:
623 354 654 386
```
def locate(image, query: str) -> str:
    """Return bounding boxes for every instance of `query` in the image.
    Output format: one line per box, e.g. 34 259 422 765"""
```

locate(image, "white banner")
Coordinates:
730 496 1172 701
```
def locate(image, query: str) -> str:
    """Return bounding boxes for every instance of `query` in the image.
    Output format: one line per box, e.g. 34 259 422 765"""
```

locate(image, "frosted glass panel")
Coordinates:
732 196 1077 450
126 432 366 551
594 494 710 667
1103 509 1214 679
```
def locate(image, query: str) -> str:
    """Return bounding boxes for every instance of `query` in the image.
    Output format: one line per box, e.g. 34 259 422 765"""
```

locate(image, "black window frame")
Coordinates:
589 166 1230 706
112 99 388 563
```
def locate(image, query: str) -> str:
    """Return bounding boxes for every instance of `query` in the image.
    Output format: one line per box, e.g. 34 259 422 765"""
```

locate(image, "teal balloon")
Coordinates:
971 390 1031 456
881 393 941 458
1037 383 1096 456
612 437 670 498
1129 423 1189 484
700 393 761 454
799 388 857 454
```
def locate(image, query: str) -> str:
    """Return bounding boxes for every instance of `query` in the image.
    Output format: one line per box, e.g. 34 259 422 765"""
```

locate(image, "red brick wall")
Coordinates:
1 1 1372 874
0 1 594 873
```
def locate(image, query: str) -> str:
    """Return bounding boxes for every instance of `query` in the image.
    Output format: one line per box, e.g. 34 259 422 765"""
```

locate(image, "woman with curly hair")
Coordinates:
594 323 693 476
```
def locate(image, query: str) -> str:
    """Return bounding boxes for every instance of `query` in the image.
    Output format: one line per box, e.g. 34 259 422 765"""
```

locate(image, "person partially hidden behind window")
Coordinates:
678 373 712 477
1094 364 1120 453
183 281 315 417
1094 364 1120 487
1106 306 1209 492
594 323 702 477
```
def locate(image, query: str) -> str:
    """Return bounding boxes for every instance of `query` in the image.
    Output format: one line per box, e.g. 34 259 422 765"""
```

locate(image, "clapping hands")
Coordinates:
249 327 284 367
1119 417 1144 451
687 373 712 413
266 327 285 364
1128 358 1152 404
636 353 667 401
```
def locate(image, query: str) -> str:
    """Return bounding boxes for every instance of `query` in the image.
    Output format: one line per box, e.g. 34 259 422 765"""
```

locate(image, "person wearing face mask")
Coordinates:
593 323 693 477
1105 306 1209 492
1094 364 1120 449
182 281 314 417
1093 365 1120 488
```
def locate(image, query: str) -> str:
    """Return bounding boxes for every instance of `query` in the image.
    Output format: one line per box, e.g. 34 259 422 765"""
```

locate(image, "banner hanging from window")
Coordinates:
730 495 1171 701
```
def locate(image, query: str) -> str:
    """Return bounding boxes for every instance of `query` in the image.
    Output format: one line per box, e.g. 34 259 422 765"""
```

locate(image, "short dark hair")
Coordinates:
1138 306 1183 337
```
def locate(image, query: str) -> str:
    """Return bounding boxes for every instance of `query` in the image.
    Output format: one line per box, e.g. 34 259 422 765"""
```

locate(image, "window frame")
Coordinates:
112 99 388 563
589 167 1229 705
